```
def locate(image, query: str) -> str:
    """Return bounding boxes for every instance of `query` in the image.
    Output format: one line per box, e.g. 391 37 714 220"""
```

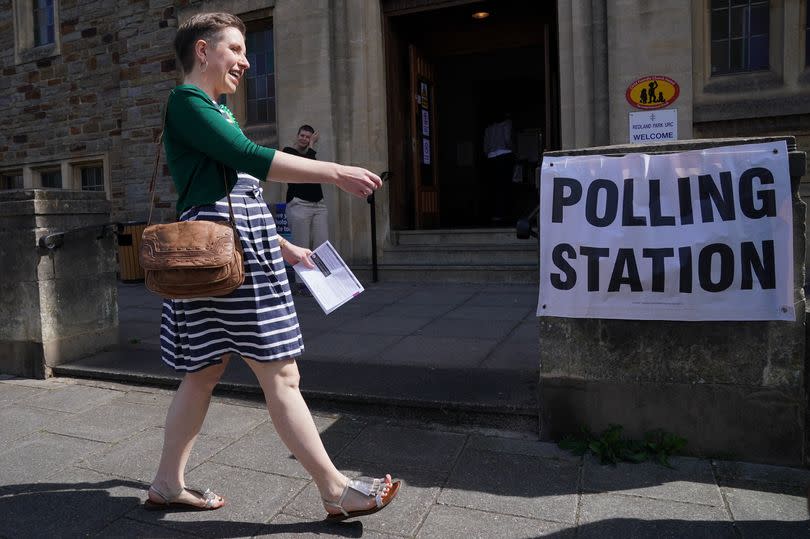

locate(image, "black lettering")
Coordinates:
585 180 619 227
551 178 582 223
579 246 610 291
698 243 734 292
551 243 577 290
643 248 675 292
698 172 736 222
678 177 694 225
608 248 642 292
739 167 776 219
679 246 692 292
622 178 647 226
741 240 775 289
649 180 676 226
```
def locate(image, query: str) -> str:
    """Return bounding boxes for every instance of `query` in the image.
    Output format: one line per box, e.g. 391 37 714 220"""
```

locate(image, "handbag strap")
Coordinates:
147 103 238 227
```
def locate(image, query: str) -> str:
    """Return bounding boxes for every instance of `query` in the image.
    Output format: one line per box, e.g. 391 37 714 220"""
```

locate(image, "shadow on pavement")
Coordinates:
543 518 810 538
0 479 365 538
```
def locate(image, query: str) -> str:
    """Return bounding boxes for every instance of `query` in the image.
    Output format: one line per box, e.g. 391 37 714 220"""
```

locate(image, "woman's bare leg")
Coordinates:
245 357 392 513
148 356 229 507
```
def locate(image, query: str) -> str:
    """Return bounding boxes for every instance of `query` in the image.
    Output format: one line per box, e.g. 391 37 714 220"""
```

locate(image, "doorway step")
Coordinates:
368 228 538 283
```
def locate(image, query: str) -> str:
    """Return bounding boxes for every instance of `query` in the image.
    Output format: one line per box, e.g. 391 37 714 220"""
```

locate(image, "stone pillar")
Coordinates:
0 190 118 379
538 137 807 466
275 0 387 263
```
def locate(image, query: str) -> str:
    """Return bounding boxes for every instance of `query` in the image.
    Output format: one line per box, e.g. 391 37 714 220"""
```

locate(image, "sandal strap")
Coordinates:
185 487 220 508
149 484 184 505
322 476 388 516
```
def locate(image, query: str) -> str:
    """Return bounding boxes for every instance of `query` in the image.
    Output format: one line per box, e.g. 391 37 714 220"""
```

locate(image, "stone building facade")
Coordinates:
1 0 808 269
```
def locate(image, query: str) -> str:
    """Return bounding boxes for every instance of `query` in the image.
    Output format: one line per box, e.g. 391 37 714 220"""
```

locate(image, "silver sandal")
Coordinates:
144 485 225 511
322 476 401 521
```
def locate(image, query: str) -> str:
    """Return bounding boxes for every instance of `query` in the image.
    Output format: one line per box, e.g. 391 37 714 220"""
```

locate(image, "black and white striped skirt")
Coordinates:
160 174 304 372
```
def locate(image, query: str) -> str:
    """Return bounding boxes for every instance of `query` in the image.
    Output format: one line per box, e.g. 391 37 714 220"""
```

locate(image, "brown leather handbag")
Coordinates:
138 108 245 299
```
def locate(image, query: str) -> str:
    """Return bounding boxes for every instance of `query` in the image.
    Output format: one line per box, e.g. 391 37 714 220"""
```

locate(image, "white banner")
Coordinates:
537 141 794 321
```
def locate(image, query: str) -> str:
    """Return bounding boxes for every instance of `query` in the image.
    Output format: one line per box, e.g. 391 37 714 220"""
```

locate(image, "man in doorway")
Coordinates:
483 110 515 224
283 124 326 296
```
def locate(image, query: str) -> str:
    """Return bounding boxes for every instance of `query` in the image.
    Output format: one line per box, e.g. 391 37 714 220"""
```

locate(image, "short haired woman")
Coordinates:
144 12 400 521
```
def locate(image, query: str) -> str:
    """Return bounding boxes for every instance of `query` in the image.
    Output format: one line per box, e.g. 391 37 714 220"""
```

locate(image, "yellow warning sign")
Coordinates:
626 75 679 110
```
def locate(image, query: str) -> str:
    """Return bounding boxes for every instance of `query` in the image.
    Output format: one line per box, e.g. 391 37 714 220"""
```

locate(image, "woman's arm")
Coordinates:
267 151 381 199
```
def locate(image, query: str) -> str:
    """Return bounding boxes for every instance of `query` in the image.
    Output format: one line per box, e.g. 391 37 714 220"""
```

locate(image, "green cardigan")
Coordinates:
163 84 276 213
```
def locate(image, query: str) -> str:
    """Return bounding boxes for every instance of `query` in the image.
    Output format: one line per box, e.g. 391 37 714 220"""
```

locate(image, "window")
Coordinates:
0 171 24 190
38 168 62 188
12 0 60 64
32 0 55 47
79 164 104 191
244 22 276 124
710 0 769 75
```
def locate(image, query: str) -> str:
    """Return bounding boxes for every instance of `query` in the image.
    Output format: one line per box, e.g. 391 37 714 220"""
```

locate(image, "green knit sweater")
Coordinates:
163 84 276 213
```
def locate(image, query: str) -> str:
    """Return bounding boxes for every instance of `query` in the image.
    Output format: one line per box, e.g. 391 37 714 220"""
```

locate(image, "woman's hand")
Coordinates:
281 241 315 268
334 165 382 199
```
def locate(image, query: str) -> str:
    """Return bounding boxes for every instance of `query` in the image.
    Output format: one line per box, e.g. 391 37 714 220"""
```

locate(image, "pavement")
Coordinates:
1 375 809 538
56 281 542 432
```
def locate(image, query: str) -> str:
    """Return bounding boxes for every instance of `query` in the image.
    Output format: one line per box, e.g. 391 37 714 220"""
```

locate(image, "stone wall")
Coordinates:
0 189 118 378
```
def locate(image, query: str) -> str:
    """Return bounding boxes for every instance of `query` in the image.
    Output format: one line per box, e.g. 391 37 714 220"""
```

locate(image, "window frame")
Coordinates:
0 155 110 198
0 170 25 191
709 0 771 76
218 8 278 149
12 0 61 65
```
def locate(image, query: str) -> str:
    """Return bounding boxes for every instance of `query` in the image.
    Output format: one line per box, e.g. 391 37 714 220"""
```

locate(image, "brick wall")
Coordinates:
0 0 181 222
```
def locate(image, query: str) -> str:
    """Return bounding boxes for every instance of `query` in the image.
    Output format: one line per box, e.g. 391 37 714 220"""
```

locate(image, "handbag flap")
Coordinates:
139 221 237 270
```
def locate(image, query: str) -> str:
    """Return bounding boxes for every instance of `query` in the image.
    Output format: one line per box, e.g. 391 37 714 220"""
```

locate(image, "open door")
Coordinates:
409 45 439 228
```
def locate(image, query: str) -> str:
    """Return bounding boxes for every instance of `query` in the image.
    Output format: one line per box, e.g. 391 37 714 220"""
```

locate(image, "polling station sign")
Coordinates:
537 141 794 321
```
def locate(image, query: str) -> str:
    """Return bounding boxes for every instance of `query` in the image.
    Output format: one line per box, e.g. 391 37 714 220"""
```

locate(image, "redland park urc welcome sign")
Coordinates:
537 142 794 322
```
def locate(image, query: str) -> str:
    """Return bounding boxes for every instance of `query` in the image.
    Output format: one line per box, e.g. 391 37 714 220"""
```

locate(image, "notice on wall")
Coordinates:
537 141 794 321
629 109 677 144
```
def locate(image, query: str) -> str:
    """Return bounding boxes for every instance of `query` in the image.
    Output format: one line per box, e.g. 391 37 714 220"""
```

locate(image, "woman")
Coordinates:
144 12 400 521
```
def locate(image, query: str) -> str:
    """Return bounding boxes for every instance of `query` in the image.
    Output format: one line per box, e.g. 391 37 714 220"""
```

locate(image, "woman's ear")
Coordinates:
194 39 207 63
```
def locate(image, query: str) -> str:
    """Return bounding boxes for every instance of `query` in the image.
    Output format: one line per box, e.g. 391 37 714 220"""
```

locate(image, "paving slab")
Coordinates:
439 447 580 524
198 401 269 439
582 455 723 507
444 304 533 321
722 483 810 524
416 317 520 340
0 404 72 451
298 332 404 363
465 434 579 462
262 513 383 538
79 426 235 483
94 517 197 538
380 335 498 368
0 431 108 484
130 461 307 538
209 416 361 479
577 493 736 539
45 400 164 443
416 504 573 539
338 315 433 336
284 464 439 537
0 466 146 538
714 460 810 488
337 424 467 473
23 383 123 414
0 382 46 406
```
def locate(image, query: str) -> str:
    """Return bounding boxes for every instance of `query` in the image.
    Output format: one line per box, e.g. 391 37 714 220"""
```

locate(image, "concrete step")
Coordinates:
354 263 539 283
53 352 540 434
382 243 538 266
393 228 530 246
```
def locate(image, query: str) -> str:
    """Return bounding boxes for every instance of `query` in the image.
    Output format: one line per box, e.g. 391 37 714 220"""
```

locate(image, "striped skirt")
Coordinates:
160 174 304 372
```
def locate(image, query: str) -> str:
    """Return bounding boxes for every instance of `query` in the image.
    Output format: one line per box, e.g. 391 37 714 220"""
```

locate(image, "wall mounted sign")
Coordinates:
625 75 680 110
629 109 678 143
